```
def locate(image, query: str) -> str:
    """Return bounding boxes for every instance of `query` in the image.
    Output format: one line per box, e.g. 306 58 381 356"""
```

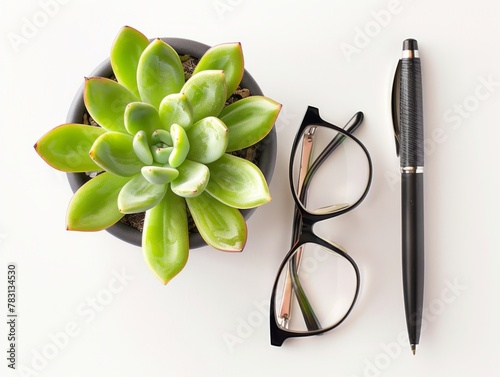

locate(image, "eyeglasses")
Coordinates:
270 106 373 346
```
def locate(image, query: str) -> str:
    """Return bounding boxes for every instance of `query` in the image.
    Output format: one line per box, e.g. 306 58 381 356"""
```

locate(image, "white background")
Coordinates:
1 0 498 376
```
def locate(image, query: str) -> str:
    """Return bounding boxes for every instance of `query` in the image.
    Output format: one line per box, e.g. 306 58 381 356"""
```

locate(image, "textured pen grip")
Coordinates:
400 58 424 167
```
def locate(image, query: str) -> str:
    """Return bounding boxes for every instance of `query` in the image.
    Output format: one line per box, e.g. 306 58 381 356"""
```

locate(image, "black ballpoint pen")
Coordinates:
391 38 425 355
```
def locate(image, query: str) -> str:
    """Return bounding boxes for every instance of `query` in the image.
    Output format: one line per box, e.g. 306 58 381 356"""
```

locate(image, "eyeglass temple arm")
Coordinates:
277 111 364 330
289 254 321 330
278 128 316 327
290 126 317 327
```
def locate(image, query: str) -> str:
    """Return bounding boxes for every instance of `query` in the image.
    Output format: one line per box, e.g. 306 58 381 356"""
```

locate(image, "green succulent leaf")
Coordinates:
185 117 228 164
159 93 193 129
151 146 173 164
137 38 184 109
171 159 210 198
181 70 227 123
169 124 190 168
125 102 163 136
151 129 172 146
193 42 244 100
90 132 143 176
186 191 247 251
141 166 179 185
143 186 189 285
34 124 105 172
110 26 150 98
84 77 139 133
133 130 154 165
219 96 281 152
118 173 168 214
206 154 271 209
66 172 131 231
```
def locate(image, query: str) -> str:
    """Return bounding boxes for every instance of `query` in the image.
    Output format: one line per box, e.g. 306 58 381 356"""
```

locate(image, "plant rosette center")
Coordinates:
34 26 281 285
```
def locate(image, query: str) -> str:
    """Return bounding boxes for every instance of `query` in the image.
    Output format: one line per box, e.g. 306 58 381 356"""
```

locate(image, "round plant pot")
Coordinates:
66 38 277 249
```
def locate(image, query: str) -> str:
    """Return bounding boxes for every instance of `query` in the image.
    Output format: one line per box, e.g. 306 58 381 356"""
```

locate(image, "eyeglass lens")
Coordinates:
273 242 358 332
291 125 370 215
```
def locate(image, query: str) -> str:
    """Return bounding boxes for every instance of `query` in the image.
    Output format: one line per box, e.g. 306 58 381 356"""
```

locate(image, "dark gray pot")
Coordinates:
66 38 277 249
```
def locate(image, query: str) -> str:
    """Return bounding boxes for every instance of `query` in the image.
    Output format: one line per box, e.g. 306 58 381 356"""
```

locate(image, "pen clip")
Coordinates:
391 59 402 157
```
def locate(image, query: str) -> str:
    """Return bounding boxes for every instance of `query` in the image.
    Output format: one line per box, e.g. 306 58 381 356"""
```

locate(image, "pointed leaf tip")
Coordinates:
206 154 271 209
137 39 185 109
220 96 281 152
35 124 106 172
110 26 150 98
194 42 244 99
143 187 189 284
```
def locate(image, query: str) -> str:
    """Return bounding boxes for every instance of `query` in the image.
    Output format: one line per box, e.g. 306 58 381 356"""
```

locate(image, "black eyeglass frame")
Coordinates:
270 106 373 346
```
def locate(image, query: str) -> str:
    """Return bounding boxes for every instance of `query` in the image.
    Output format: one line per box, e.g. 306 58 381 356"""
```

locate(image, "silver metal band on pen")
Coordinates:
401 166 424 174
402 50 419 59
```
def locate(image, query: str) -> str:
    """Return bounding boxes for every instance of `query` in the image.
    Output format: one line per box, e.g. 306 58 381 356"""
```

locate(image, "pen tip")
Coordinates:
411 344 417 355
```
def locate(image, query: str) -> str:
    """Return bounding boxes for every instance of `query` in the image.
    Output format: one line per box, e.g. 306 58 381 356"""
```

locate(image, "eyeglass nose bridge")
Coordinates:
298 215 315 235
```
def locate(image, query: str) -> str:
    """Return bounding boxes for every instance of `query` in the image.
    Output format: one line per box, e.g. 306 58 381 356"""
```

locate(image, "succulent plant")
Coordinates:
35 26 281 284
